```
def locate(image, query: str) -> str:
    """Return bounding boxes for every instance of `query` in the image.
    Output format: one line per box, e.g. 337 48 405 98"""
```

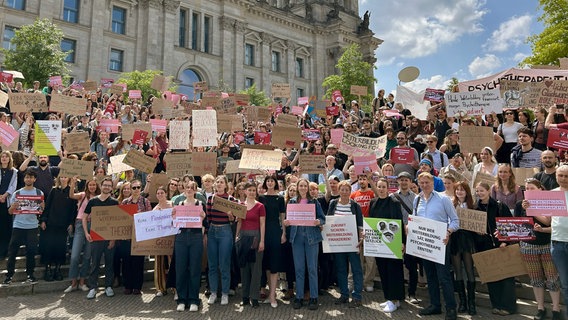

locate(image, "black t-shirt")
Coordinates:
533 171 559 191
84 195 120 215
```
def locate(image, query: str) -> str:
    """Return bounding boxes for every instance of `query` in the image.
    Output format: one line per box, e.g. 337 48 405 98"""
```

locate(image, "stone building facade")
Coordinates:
1 0 381 100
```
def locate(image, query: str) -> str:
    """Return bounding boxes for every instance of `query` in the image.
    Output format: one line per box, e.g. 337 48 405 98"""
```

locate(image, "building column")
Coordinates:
286 40 296 101
220 16 236 89
162 0 180 74
259 33 272 92
234 21 248 92
85 0 107 80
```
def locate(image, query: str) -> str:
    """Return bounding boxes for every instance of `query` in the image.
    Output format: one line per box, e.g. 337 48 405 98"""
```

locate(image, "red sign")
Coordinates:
423 88 445 102
547 128 568 150
254 131 271 144
132 129 149 145
302 129 320 141
0 72 13 83
326 105 340 116
496 217 536 242
233 132 245 145
390 147 415 164
13 194 44 214
332 90 344 104
100 78 114 88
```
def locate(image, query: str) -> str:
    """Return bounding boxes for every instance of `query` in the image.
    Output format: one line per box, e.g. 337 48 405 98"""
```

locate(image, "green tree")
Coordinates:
117 70 175 102
2 18 70 88
446 77 459 92
521 0 568 67
322 44 376 112
238 84 271 106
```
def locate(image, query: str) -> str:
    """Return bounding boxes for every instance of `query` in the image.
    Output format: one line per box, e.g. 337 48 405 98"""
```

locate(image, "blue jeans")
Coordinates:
68 220 91 280
335 251 363 301
551 240 568 317
207 224 233 295
423 258 456 310
175 229 203 306
292 228 319 299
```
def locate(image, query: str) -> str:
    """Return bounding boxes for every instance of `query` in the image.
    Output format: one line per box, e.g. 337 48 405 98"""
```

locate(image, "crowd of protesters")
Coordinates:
0 78 567 320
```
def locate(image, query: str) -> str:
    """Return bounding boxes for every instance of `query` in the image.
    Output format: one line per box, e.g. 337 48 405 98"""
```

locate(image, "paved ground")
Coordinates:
0 282 539 320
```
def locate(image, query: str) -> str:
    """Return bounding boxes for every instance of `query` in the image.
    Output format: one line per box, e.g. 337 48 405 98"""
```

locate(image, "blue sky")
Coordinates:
360 0 544 95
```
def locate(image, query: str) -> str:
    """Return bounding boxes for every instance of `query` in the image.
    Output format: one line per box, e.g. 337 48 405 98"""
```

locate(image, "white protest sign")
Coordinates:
192 109 218 147
406 215 447 264
338 131 387 158
133 208 178 242
445 89 505 117
322 215 359 253
169 120 191 150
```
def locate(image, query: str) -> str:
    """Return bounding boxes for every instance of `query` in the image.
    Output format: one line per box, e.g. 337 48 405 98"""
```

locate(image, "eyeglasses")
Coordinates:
426 141 435 143
396 137 405 140
131 186 142 190
314 144 322 146
101 184 113 188
505 112 514 115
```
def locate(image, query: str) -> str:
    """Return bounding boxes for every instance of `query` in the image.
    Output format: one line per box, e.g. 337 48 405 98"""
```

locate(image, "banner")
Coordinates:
122 149 156 174
0 121 19 146
133 208 178 242
8 92 48 112
459 125 495 153
212 196 247 219
49 94 85 115
192 110 217 147
389 147 415 164
458 67 568 92
496 217 536 242
423 88 445 102
59 158 93 181
547 128 568 150
338 131 387 158
322 215 359 253
239 149 281 171
524 190 568 216
168 120 191 150
353 154 379 174
472 244 527 283
89 204 137 241
34 120 62 156
299 155 325 174
445 89 505 117
456 208 487 233
363 217 403 259
406 215 447 264
286 203 316 226
173 205 204 228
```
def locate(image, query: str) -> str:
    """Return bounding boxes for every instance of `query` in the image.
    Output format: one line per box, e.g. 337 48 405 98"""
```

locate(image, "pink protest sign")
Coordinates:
0 121 19 146
390 147 415 164
129 90 142 99
150 119 168 133
330 129 343 147
286 203 316 226
98 119 120 133
49 76 62 87
298 96 309 105
331 90 344 104
173 205 203 228
101 78 114 88
291 105 304 116
525 190 568 216
353 154 379 175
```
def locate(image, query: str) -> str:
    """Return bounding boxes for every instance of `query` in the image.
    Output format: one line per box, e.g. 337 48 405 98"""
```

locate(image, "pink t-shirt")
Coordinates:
240 202 266 231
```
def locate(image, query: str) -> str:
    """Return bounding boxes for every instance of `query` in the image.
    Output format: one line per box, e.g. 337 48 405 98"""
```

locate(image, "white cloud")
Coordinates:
512 52 529 62
403 75 452 92
468 54 502 78
483 15 532 52
367 0 487 66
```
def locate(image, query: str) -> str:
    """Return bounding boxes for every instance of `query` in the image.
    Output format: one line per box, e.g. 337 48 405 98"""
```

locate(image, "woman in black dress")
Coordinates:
258 175 286 308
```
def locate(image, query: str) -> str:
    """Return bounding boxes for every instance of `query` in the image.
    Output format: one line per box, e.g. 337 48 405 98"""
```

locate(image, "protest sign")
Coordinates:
128 90 142 99
385 176 399 193
496 217 536 242
224 160 263 175
151 74 169 91
338 131 387 158
276 114 298 127
109 84 124 95
107 154 134 174
193 81 208 92
201 91 221 108
59 158 93 181
13 193 44 214
122 149 157 173
147 173 169 203
286 203 316 226
0 121 19 146
34 120 61 156
150 119 168 133
406 215 447 264
353 154 379 175
212 196 246 219
133 208 178 242
473 171 496 190
536 80 568 106
192 110 217 147
254 131 271 145
499 80 542 109
216 96 237 114
234 93 250 106
547 128 568 150
131 229 174 256
192 152 217 176
257 106 272 121
298 96 309 105
330 128 343 147
363 217 403 259
164 152 193 177
445 89 505 117
89 204 137 241
82 80 97 91
458 67 568 92
121 122 151 141
331 90 344 104
217 114 242 133
291 105 304 116
456 208 487 234
459 125 495 153
8 92 48 112
423 88 445 102
512 168 539 184
524 190 568 216
0 91 8 108
168 120 191 150
100 78 114 88
0 71 13 83
389 148 415 165
396 85 430 120
272 83 290 97
314 100 327 118
271 126 302 149
299 155 325 174
350 85 367 96
98 119 120 133
322 215 359 253
173 205 204 228
472 244 527 283
49 94 85 115
239 149 281 171
152 98 175 115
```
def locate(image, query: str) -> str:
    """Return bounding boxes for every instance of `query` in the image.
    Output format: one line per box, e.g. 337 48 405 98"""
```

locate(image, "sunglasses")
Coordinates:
131 186 142 190
170 183 178 186
505 113 514 115
426 141 435 143
314 144 322 146
396 137 405 140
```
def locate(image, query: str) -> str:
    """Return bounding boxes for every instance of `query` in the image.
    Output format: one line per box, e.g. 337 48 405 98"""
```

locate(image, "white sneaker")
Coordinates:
105 287 114 297
63 285 77 293
189 304 199 312
271 301 278 308
207 293 217 305
220 294 229 305
79 284 89 292
365 286 374 292
383 300 398 313
174 293 178 301
156 291 164 297
176 303 185 312
380 300 390 308
87 288 96 299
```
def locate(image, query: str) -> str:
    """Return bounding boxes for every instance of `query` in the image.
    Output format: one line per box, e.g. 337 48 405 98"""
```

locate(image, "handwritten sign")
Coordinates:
350 85 367 96
108 154 134 174
473 171 496 189
271 126 302 149
330 129 343 147
59 158 93 181
212 196 246 219
89 204 137 241
276 114 298 127
524 190 568 216
406 215 447 264
8 92 48 112
456 208 487 233
299 155 325 174
363 217 403 259
322 215 359 253
82 80 97 91
152 98 175 115
389 147 415 165
537 80 568 106
162 152 191 177
472 244 527 283
168 120 191 150
338 131 387 158
445 89 505 116
224 160 264 175
193 81 208 92
131 232 174 256
49 94 85 115
151 74 169 92
217 114 242 133
459 125 495 153
192 110 217 147
122 149 156 174
133 208 178 241
500 80 542 109
272 83 290 98
173 205 203 228
239 148 282 171
147 173 169 203
109 84 124 95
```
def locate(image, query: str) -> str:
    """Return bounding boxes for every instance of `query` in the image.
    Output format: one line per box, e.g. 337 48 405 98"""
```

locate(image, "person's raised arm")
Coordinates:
19 149 35 172
545 105 557 129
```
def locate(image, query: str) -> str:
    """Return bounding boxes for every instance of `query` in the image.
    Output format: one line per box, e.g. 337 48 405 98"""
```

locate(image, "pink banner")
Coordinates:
525 190 568 216
547 128 568 150
129 90 142 99
353 154 379 175
286 203 316 226
390 147 415 164
0 122 19 146
98 119 120 133
150 119 168 133
173 205 203 228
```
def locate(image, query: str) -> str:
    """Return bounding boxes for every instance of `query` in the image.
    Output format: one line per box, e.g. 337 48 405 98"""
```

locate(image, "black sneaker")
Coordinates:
349 300 362 308
26 276 38 284
308 298 318 310
335 296 349 305
3 276 12 285
534 308 546 320
293 298 303 309
551 310 563 320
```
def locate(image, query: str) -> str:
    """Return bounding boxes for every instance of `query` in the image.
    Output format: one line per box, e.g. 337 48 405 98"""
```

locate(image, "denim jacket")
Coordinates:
288 198 326 246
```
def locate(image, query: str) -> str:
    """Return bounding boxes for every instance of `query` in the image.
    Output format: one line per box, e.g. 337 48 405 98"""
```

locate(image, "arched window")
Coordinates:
177 68 202 100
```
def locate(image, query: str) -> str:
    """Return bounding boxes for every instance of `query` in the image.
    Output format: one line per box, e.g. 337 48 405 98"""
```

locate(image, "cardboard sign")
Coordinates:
271 126 302 149
192 110 218 147
13 194 44 214
339 131 388 158
109 84 124 95
445 89 505 116
212 196 246 219
459 125 495 153
363 218 403 259
353 154 379 175
537 80 568 106
147 173 170 203
547 128 568 150
276 114 298 127
406 215 447 264
107 154 135 174
216 96 237 114
8 92 48 112
98 119 120 133
239 148 282 171
473 171 496 189
472 244 527 283
234 93 250 106
152 98 175 115
496 217 536 242
389 148 415 164
173 205 204 228
89 204 138 241
322 215 359 253
121 122 151 142
456 208 487 234
134 208 178 241
217 114 242 133
511 168 539 184
524 190 568 216
164 152 193 177
423 88 445 102
192 152 217 176
131 230 174 256
499 80 542 109
350 85 367 96
201 91 221 108
257 106 272 121
291 105 304 116
59 158 93 181
151 74 169 92
150 119 168 133
49 94 86 115
299 155 325 174
34 120 62 156
63 131 91 154
286 203 316 226
168 120 191 150
0 121 19 146
224 160 263 174
193 81 208 92
272 83 290 98
82 80 97 91
0 91 8 108
122 149 157 174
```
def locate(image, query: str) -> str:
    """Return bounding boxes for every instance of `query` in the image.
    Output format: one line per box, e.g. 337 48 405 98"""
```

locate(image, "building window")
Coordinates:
178 68 202 101
296 58 304 78
179 9 187 47
245 78 254 89
203 16 211 53
3 26 16 50
109 49 124 72
111 6 126 34
61 38 76 63
245 44 254 66
271 51 281 72
191 12 199 50
297 88 304 99
5 0 25 10
63 0 79 23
